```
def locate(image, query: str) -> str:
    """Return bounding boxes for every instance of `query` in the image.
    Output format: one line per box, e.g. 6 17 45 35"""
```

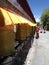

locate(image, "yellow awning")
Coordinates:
0 8 12 26
0 7 37 27
14 14 37 26
7 12 21 24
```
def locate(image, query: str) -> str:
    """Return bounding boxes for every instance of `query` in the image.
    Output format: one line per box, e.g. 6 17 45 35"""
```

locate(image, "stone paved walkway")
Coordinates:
24 31 49 65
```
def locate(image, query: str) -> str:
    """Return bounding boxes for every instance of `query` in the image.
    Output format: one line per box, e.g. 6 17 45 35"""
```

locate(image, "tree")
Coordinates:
40 7 49 30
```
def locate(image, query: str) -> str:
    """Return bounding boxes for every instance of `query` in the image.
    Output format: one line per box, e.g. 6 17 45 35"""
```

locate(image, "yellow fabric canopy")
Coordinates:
0 7 37 27
0 8 12 26
16 15 37 26
7 12 21 24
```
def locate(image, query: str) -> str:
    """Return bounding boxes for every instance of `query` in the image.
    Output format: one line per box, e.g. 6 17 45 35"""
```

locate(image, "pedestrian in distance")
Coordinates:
43 26 46 33
35 26 40 39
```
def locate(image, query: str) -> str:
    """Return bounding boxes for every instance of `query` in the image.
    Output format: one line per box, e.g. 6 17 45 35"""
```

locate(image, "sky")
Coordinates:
27 0 49 22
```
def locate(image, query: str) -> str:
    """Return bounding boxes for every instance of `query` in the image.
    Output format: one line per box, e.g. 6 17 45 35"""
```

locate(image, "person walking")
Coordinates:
44 26 46 33
36 26 40 39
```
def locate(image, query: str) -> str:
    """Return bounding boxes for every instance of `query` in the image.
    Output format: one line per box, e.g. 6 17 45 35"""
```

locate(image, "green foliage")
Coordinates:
37 22 42 27
37 22 40 26
41 7 49 30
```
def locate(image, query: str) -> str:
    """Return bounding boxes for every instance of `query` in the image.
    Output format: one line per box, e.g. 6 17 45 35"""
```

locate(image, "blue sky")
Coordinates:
27 0 49 22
